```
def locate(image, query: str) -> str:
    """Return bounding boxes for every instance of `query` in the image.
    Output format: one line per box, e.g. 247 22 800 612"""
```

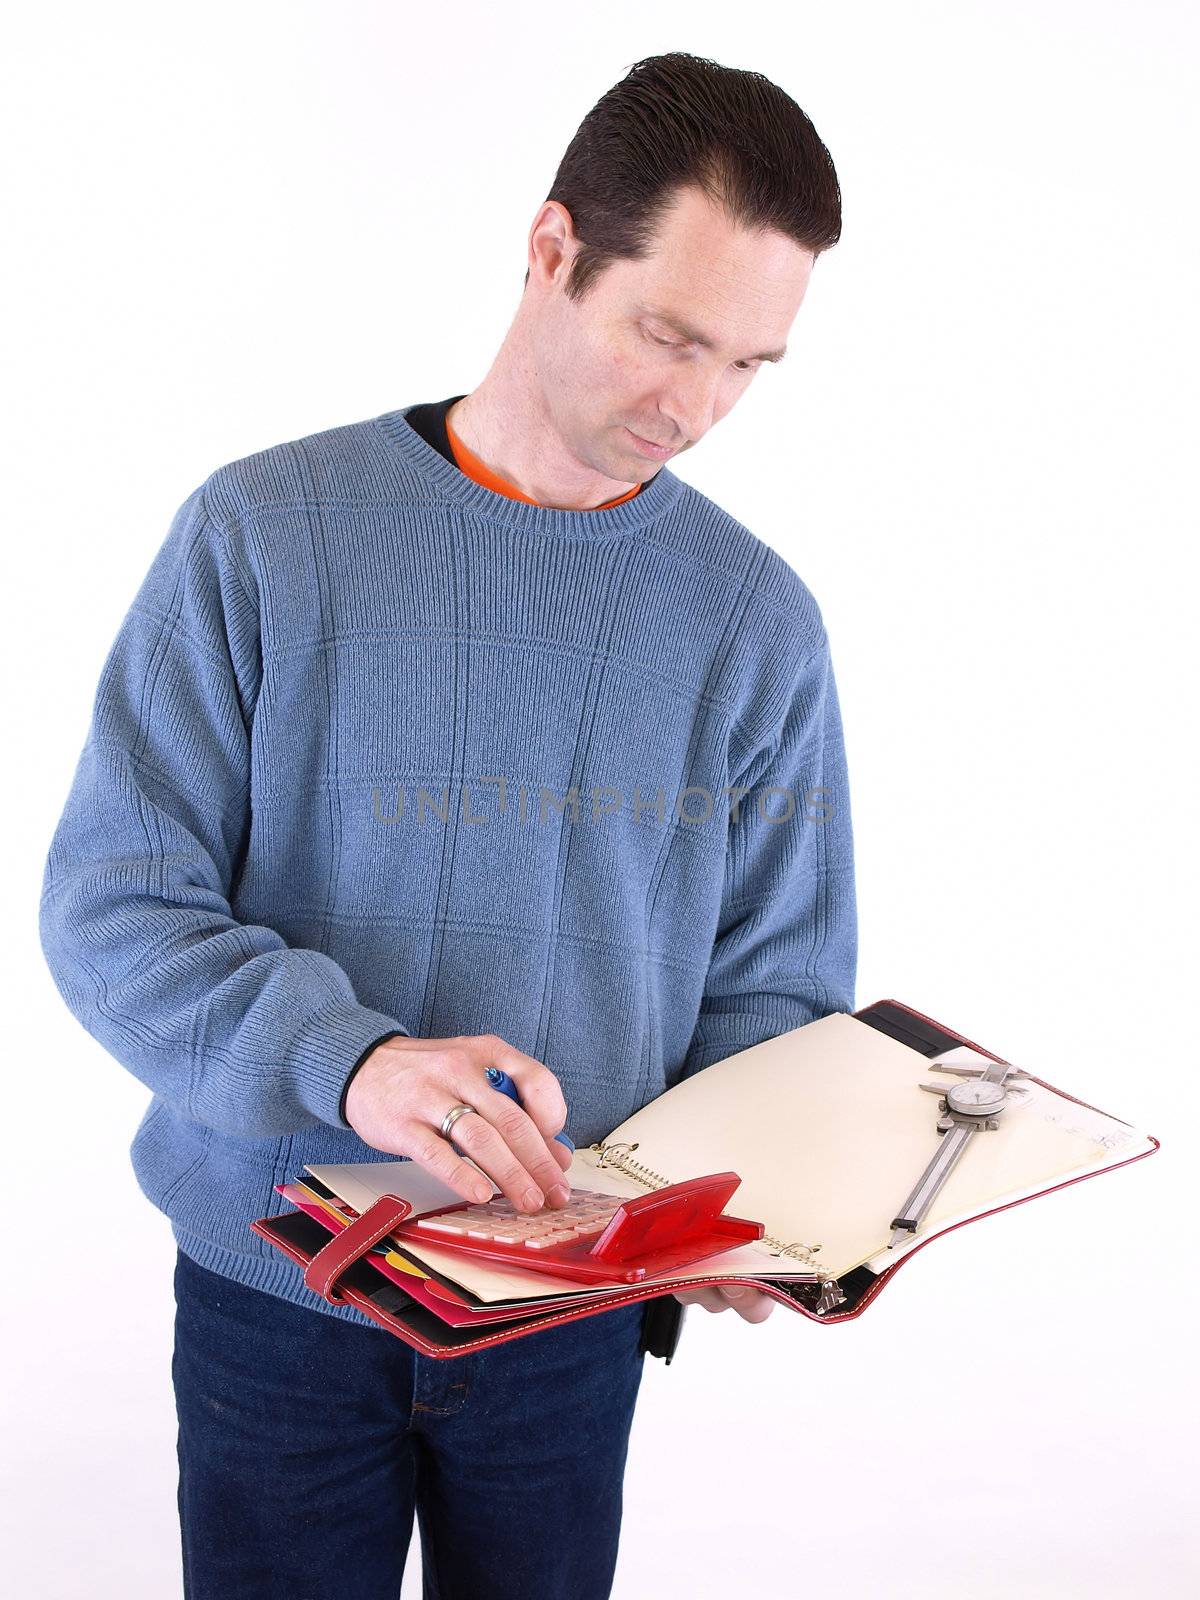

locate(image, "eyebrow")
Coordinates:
638 302 788 363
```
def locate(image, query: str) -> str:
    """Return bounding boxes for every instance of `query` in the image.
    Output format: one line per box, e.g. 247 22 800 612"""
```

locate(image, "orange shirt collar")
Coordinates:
444 411 642 511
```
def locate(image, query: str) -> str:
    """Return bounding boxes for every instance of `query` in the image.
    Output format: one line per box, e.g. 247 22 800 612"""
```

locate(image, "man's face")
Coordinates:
529 183 815 483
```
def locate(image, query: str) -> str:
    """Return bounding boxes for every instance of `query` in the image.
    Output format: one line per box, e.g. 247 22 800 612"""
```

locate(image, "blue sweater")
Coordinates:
38 404 857 1321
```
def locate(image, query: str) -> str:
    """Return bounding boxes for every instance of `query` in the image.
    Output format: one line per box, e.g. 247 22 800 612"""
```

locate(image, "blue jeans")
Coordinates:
172 1250 648 1599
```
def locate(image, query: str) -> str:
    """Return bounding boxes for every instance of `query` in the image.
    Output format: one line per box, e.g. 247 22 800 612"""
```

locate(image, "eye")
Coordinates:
645 327 760 371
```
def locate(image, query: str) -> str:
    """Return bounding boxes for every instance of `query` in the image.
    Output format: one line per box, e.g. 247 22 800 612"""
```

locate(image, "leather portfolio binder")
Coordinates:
250 998 1160 1360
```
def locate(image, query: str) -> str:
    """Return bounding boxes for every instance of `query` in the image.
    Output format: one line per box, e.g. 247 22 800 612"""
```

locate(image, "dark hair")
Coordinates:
526 51 842 300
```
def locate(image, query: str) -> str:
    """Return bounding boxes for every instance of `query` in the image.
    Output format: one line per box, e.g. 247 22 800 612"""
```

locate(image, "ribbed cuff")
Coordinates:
287 1001 411 1128
338 1029 407 1127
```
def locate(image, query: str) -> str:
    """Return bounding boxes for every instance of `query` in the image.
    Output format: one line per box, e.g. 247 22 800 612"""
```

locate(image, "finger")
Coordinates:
437 1101 554 1213
401 1124 497 1205
459 1089 571 1208
427 1044 565 1207
477 1035 570 1150
671 1287 730 1314
454 1047 571 1202
721 1286 776 1324
733 1295 776 1325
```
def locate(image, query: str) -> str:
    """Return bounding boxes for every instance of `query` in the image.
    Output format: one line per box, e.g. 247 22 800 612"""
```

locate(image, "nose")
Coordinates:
657 369 722 446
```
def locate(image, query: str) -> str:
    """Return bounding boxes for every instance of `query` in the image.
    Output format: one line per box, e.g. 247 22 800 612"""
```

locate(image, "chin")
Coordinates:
588 440 641 483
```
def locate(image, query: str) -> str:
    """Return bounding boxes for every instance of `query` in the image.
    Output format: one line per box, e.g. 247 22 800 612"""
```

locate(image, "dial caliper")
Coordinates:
887 1058 1029 1250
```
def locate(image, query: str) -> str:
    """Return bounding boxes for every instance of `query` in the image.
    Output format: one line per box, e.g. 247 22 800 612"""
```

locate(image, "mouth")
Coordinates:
625 428 677 460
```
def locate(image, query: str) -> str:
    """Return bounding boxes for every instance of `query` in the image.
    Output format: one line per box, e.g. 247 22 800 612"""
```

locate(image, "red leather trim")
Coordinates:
804 1131 1162 1322
300 1193 413 1304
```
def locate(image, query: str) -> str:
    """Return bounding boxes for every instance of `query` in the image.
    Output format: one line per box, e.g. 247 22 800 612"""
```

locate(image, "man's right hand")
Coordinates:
344 1033 574 1215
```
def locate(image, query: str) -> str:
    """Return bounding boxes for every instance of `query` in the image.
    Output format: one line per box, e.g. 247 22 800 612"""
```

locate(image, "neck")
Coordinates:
446 334 646 512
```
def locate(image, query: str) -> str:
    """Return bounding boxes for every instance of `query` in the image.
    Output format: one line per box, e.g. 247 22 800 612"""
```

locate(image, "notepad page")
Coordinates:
598 1011 1150 1280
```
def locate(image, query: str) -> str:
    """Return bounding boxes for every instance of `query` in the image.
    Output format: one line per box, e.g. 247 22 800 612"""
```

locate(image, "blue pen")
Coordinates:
485 1066 575 1154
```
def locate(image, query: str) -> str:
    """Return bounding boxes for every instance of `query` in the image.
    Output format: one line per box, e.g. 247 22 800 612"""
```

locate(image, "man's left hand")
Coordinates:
672 1284 775 1323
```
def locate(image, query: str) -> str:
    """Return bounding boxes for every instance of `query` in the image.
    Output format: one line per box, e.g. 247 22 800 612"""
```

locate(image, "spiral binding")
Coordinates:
589 1140 670 1190
588 1139 846 1311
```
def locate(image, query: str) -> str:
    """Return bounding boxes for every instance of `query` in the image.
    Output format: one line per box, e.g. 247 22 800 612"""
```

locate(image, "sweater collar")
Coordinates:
373 399 685 538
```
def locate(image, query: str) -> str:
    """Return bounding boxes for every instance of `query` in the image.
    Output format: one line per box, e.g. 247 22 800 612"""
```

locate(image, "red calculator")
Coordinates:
388 1172 765 1284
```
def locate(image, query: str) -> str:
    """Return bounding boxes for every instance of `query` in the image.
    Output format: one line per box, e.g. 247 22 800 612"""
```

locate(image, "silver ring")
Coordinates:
440 1103 479 1140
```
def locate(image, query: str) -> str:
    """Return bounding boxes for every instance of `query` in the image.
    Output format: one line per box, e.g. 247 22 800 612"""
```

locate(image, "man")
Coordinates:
39 49 855 1600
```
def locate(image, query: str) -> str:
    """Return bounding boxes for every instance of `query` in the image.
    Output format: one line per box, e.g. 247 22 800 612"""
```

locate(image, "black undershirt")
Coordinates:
402 394 469 464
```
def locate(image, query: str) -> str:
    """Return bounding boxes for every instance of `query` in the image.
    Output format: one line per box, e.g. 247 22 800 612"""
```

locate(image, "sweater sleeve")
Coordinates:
680 631 858 1078
37 480 410 1138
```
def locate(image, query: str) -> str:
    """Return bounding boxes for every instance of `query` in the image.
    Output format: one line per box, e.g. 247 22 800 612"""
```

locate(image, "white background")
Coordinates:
4 3 1197 1595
